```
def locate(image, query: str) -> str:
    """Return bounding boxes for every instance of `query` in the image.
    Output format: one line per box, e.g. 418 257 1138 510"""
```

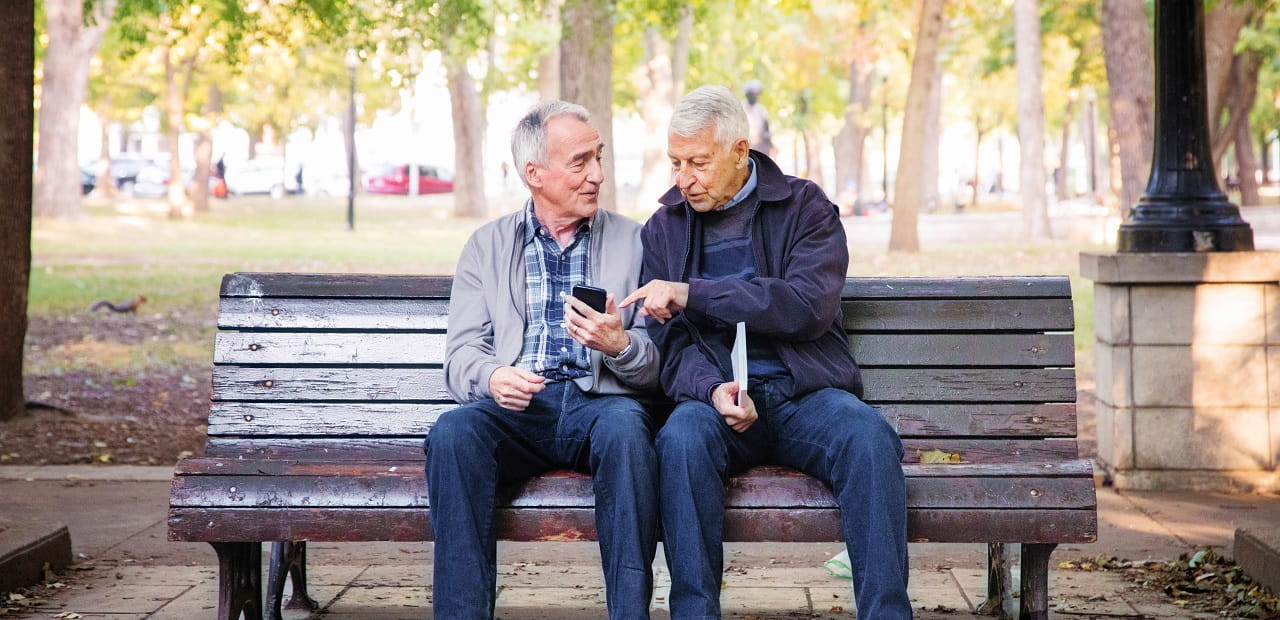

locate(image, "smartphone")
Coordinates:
571 285 608 315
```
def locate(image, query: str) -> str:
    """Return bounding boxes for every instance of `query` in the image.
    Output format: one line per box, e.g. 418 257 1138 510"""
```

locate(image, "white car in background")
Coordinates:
225 156 299 199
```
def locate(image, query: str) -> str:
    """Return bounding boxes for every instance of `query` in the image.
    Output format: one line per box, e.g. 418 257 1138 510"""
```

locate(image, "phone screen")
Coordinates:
572 285 608 314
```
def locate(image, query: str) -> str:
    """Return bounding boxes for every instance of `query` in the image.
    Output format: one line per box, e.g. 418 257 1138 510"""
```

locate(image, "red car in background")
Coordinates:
365 164 454 195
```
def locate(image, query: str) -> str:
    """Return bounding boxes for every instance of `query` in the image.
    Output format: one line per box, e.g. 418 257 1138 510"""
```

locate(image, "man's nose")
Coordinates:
586 158 603 184
676 166 694 189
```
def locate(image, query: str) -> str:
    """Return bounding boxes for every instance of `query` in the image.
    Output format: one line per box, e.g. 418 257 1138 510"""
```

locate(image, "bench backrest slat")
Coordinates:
208 273 1077 459
215 298 1073 333
211 332 1074 367
220 273 1071 299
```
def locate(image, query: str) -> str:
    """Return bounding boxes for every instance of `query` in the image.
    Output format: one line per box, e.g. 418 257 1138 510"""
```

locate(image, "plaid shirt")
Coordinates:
515 201 593 381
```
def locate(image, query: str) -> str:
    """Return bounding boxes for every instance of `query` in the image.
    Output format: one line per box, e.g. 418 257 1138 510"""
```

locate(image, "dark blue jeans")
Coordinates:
424 380 659 619
656 379 911 619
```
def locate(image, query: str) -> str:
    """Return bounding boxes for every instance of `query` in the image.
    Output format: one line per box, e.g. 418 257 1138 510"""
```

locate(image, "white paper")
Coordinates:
731 322 747 407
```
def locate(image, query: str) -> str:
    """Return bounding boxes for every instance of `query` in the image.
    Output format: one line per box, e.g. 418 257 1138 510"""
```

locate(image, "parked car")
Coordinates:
129 163 172 198
111 153 166 194
129 162 227 199
225 156 299 199
365 164 454 195
80 168 96 195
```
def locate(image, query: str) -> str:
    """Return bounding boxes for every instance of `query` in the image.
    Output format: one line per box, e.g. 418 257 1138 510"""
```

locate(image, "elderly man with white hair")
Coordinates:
428 100 662 619
622 86 912 619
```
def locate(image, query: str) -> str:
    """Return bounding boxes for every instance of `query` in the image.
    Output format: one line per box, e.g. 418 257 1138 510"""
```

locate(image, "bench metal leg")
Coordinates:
267 541 320 620
1018 543 1057 620
211 542 263 620
977 542 1014 618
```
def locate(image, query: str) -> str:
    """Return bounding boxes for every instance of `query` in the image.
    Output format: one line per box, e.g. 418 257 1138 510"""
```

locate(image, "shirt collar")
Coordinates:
716 158 757 211
524 199 591 243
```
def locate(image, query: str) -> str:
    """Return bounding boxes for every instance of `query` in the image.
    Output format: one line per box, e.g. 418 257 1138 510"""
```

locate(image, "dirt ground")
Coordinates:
1 313 211 466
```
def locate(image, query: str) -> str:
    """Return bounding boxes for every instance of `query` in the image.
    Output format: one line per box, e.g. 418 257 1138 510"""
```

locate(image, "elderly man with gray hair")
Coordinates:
621 86 912 619
427 100 662 619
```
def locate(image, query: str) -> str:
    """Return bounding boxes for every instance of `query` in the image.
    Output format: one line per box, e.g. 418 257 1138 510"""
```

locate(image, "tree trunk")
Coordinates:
1235 109 1260 207
33 0 114 219
1101 0 1154 217
803 128 823 187
190 83 221 213
1205 3 1254 153
833 59 875 204
889 0 946 253
1214 50 1262 169
0 0 34 421
1015 0 1051 241
671 8 692 97
91 112 117 198
1057 97 1076 201
447 58 487 218
635 28 675 212
1082 91 1101 194
972 123 985 209
1107 119 1123 197
163 45 189 218
922 58 943 212
537 0 562 101
560 0 616 212
192 132 212 212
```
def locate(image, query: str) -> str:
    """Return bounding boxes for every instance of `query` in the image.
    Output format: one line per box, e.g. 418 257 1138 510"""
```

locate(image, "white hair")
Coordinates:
510 100 592 188
669 86 749 147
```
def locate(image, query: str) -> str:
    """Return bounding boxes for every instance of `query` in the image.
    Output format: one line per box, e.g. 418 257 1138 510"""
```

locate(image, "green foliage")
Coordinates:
1239 3 1280 142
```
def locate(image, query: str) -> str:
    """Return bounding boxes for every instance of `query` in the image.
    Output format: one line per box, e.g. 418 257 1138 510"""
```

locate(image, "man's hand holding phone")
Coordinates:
566 285 630 357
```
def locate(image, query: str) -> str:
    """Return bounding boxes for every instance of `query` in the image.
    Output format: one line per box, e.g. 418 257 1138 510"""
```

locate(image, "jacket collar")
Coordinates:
657 149 793 208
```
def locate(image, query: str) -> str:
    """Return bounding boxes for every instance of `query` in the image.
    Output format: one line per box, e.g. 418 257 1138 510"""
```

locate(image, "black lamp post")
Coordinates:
345 49 358 231
1116 0 1253 252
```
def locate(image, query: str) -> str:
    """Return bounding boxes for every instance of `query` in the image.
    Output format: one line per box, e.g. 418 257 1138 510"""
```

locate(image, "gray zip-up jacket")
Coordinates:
444 206 661 403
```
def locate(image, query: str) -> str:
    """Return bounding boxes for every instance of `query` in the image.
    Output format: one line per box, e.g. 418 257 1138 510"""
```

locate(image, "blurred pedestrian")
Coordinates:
742 80 774 157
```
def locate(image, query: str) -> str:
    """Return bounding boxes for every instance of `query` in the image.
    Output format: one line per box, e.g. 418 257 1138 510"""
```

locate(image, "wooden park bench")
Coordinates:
168 272 1097 620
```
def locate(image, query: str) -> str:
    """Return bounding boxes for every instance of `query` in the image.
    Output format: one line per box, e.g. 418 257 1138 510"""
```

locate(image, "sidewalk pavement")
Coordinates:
1 465 1278 619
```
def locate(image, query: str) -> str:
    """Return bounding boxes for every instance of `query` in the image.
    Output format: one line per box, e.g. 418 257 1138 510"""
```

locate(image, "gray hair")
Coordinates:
670 86 749 147
511 100 592 188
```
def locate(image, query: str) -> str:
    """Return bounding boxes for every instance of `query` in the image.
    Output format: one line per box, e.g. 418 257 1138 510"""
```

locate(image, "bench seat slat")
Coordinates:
212 332 1074 367
207 402 1076 438
168 506 1097 544
175 460 1095 478
170 470 1095 510
220 273 1071 300
202 437 1078 463
211 367 1076 403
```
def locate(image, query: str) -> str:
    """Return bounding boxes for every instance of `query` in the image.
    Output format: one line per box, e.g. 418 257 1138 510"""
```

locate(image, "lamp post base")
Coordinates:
1117 223 1254 252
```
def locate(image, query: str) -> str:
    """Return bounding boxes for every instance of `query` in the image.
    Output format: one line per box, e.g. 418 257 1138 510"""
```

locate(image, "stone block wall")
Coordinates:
1083 253 1280 492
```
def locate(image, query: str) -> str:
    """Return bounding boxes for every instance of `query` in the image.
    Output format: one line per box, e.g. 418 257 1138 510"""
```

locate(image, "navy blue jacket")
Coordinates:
640 150 863 404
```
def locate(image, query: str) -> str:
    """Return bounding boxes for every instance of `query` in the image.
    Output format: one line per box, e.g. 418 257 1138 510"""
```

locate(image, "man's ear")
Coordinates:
733 138 751 159
525 162 541 188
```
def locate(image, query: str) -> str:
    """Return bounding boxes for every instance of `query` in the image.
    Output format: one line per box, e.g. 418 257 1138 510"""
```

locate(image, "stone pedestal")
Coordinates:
1081 252 1280 492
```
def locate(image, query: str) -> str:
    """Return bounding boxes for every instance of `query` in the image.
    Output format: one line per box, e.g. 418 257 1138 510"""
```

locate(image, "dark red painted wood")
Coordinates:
170 507 1097 544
